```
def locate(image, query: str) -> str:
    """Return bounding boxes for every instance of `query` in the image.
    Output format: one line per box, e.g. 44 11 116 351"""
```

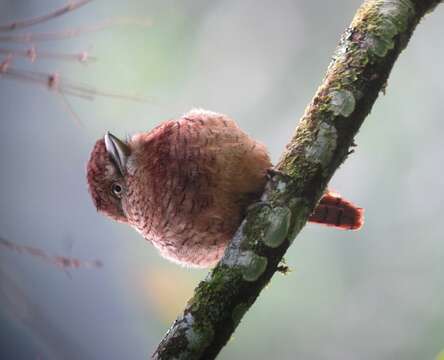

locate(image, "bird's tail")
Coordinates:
308 191 364 230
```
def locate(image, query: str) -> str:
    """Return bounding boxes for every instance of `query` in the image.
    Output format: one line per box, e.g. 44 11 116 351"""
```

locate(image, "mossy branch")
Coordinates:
153 1 442 359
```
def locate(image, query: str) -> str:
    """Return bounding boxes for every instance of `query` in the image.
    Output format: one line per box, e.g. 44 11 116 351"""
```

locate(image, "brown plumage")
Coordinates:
86 109 363 267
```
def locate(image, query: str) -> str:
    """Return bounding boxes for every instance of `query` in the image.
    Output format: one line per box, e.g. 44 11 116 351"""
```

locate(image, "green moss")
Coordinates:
367 33 394 57
185 320 214 353
189 265 242 321
276 180 287 193
279 151 323 188
380 16 399 38
242 203 271 239
379 0 415 32
352 0 415 60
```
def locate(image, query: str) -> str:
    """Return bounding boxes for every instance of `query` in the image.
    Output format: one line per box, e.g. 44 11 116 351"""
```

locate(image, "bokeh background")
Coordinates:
1 1 443 359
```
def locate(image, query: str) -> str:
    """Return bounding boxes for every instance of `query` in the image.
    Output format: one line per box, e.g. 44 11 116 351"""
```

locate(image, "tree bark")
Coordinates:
153 1 442 359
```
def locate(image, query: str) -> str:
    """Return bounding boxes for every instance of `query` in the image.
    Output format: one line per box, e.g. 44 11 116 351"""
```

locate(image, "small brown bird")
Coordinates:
87 109 363 267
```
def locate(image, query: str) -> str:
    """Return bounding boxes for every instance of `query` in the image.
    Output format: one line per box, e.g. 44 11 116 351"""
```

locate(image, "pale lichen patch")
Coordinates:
365 33 395 57
287 198 312 245
240 252 268 282
378 0 415 33
185 323 214 353
305 122 338 167
356 0 416 60
329 90 356 117
379 16 399 38
276 180 287 192
222 249 267 282
262 206 291 248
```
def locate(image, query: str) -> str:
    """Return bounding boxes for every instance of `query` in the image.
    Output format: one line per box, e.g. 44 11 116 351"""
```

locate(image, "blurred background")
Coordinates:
0 1 443 359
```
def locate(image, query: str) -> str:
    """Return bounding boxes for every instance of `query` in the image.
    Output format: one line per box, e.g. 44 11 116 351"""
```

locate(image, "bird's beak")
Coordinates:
104 132 130 176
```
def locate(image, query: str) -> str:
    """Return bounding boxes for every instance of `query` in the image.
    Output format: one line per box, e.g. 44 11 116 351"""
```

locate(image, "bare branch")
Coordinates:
1 65 154 103
0 46 96 63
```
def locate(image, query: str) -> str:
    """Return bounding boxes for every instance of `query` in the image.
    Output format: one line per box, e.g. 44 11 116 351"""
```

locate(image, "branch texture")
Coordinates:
153 1 442 358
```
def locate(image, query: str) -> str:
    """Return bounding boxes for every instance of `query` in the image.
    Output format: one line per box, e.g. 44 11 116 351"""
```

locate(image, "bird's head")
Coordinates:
86 132 131 223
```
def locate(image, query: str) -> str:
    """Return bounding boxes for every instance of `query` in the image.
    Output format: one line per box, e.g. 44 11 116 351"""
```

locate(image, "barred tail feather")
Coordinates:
309 191 364 230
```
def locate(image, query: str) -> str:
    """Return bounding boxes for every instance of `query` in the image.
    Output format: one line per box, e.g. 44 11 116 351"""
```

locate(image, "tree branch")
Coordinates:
153 1 442 358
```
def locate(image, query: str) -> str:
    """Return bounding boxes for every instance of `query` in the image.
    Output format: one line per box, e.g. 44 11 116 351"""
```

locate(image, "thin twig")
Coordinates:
0 237 103 270
0 17 152 43
0 0 93 32
0 46 96 63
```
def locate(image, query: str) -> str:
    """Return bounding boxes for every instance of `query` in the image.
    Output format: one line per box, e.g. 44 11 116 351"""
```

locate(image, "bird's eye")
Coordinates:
112 183 123 197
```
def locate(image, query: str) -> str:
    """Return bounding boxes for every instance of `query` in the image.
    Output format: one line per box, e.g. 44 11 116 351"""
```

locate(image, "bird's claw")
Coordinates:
266 168 290 180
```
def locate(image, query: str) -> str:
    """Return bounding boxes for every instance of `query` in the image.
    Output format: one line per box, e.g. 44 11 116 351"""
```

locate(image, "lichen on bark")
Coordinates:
153 1 442 359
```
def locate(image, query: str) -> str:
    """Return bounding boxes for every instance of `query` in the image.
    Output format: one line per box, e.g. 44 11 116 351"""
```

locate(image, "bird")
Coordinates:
86 109 363 267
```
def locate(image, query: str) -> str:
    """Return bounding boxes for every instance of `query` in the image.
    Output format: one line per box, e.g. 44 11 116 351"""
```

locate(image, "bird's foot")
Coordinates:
266 168 291 181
